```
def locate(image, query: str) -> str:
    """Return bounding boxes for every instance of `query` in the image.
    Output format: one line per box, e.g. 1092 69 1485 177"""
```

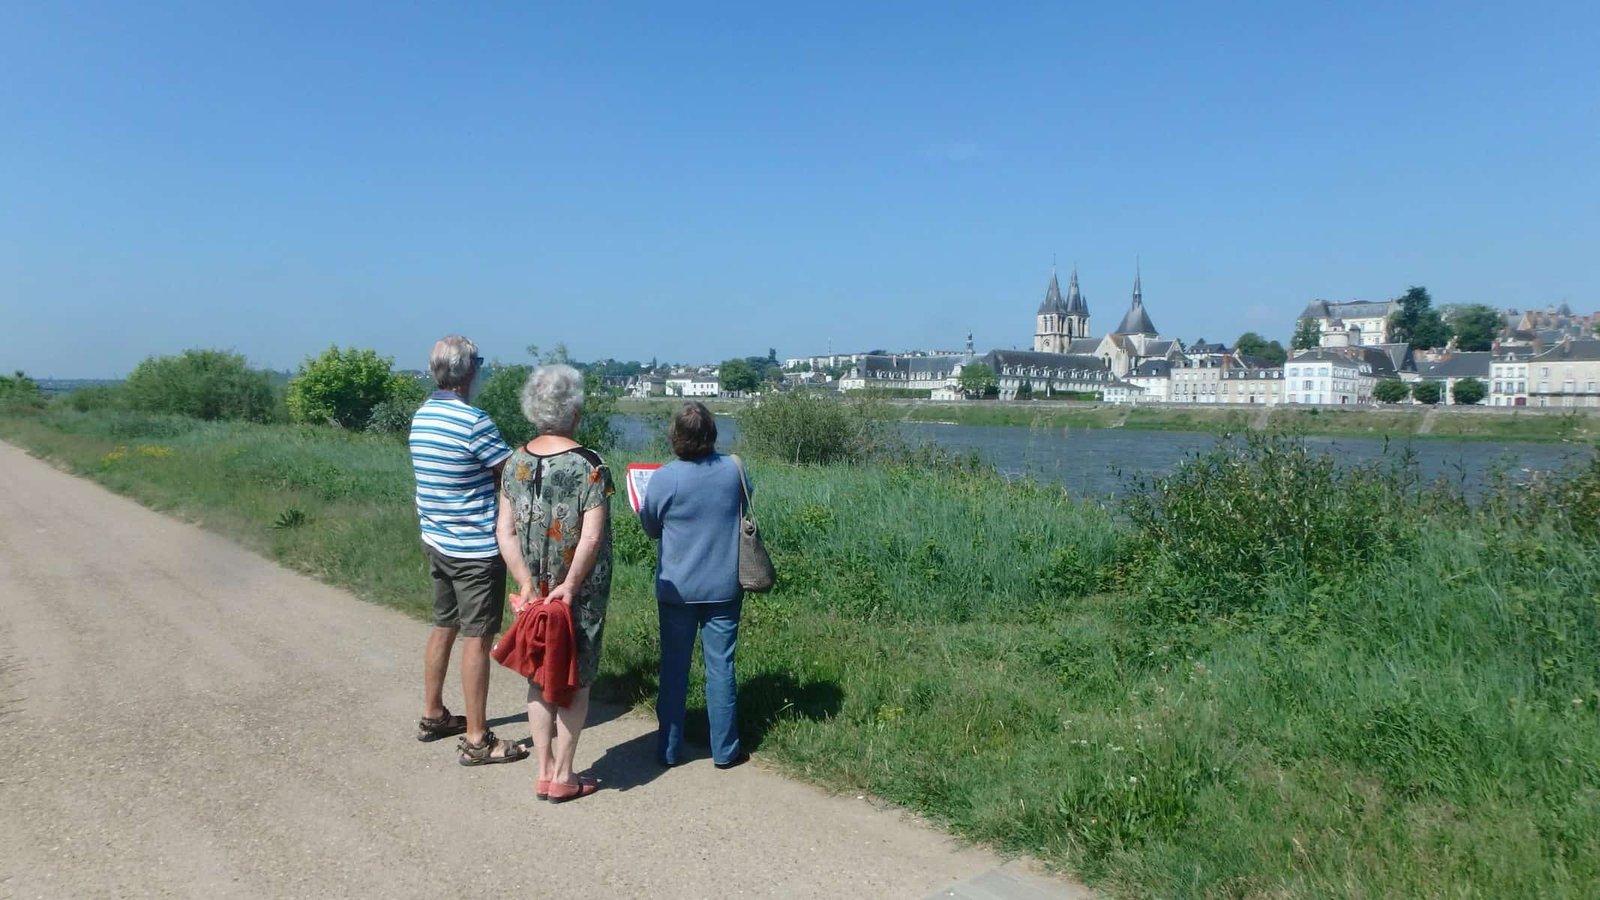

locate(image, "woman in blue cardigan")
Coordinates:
638 401 749 769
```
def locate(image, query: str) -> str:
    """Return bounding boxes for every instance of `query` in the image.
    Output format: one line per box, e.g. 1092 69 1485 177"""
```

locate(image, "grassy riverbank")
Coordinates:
4 405 1599 898
619 397 1600 443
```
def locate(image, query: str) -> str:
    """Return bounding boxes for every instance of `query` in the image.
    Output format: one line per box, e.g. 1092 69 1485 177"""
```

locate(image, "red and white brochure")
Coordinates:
624 463 662 514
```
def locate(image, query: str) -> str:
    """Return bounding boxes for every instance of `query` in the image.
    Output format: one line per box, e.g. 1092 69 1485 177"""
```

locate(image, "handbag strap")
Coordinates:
729 453 756 525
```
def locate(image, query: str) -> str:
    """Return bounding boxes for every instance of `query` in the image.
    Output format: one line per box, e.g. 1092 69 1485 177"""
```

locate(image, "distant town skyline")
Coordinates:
5 3 1598 378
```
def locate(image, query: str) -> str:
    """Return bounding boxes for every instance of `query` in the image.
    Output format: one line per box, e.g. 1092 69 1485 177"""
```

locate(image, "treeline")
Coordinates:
29 348 430 435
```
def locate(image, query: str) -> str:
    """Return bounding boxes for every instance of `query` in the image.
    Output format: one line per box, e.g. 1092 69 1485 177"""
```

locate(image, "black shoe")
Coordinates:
714 750 750 770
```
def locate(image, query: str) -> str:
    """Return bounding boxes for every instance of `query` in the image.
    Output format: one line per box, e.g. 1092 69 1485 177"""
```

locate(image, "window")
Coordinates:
1304 380 1314 390
1541 367 1550 377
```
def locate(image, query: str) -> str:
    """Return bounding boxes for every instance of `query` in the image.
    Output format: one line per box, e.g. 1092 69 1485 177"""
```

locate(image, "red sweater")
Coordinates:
492 600 580 707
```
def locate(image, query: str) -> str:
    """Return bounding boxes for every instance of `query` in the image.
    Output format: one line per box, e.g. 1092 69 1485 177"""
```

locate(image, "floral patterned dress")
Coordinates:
500 445 614 686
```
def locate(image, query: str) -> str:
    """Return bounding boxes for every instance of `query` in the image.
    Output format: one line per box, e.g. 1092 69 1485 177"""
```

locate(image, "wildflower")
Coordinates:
1128 776 1138 784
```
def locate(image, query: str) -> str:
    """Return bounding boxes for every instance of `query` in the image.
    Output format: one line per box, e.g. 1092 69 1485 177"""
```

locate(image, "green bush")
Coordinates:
1373 379 1411 404
364 375 430 436
1452 376 1487 405
1412 381 1443 405
737 392 888 465
1124 433 1422 623
64 384 126 412
123 351 277 421
286 347 397 429
0 371 46 408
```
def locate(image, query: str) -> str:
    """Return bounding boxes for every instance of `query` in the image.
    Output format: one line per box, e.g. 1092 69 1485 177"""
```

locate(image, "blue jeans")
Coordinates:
656 599 742 766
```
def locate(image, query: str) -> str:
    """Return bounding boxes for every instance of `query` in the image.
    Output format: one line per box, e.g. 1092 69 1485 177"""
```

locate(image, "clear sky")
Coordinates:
3 2 1597 378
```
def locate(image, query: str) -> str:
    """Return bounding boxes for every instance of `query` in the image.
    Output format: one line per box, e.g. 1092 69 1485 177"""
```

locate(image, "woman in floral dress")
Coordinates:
495 364 613 803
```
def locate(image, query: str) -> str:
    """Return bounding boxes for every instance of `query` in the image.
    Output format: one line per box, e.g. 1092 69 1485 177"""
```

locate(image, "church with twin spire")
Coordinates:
1021 266 1178 376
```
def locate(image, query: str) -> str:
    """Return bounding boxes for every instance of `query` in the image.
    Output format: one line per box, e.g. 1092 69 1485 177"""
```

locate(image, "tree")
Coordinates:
1015 381 1035 400
1373 379 1411 404
286 347 396 428
1291 318 1322 350
957 362 997 398
124 350 278 421
1412 381 1442 405
719 358 760 393
1388 286 1449 349
1449 304 1501 352
1451 377 1487 406
476 359 619 451
1235 332 1288 366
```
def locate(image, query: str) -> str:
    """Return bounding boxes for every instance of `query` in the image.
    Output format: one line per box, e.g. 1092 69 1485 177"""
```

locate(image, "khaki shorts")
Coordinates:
426 546 507 638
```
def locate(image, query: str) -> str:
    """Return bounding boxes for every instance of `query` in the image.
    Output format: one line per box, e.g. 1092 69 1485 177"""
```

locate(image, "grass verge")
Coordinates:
3 405 1599 898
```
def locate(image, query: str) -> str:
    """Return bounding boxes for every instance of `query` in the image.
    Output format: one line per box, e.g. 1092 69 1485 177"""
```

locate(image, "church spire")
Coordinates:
1064 266 1087 315
1114 264 1158 336
1037 269 1068 315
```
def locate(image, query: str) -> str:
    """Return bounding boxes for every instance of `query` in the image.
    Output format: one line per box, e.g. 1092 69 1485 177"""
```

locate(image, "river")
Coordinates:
615 415 1589 499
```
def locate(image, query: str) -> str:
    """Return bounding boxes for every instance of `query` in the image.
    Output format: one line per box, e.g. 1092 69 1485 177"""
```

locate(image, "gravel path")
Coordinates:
0 441 1089 899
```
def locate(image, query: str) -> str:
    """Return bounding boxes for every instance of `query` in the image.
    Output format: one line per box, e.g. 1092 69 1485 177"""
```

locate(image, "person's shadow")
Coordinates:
496 666 844 792
678 671 845 758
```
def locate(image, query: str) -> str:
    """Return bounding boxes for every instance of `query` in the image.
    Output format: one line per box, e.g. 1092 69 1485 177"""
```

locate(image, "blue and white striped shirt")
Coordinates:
409 392 513 559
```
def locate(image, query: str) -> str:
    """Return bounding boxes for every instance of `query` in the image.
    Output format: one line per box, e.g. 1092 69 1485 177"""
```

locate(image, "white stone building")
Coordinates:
1219 368 1286 405
1297 299 1400 347
1524 338 1600 408
1489 355 1529 407
1284 348 1374 405
666 374 721 397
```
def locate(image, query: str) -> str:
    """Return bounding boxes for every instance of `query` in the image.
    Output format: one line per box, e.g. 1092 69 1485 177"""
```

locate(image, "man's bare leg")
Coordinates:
460 635 493 744
423 625 459 720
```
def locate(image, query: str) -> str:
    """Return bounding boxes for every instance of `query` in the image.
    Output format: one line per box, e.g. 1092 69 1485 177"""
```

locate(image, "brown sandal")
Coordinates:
417 707 467 742
457 730 529 766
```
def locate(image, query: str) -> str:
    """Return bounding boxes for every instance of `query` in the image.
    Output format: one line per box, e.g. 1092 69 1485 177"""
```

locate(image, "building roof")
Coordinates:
854 354 964 377
1297 299 1399 321
1288 347 1374 373
1066 338 1101 354
1418 352 1492 379
983 349 1110 379
1132 360 1171 377
1527 338 1600 363
1114 297 1158 335
1358 343 1416 375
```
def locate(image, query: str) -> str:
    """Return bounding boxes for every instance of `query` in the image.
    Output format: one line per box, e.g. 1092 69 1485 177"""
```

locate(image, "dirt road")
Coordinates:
0 442 1087 899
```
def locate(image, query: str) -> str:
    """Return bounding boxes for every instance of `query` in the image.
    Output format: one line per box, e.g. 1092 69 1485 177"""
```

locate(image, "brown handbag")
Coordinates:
730 455 775 592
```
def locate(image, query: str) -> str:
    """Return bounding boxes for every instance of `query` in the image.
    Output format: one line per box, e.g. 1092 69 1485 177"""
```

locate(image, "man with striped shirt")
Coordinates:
408 335 527 765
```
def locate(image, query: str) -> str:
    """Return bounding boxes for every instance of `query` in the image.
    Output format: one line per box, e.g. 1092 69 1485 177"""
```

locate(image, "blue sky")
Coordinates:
3 2 1597 378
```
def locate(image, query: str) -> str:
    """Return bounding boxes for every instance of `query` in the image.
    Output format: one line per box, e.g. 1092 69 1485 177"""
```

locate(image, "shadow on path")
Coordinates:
490 699 630 734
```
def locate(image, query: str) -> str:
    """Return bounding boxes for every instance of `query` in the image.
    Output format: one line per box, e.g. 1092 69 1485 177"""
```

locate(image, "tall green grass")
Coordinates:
4 405 1600 898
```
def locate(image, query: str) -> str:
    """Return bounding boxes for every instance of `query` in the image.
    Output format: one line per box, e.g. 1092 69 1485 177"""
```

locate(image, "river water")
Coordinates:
615 415 1588 500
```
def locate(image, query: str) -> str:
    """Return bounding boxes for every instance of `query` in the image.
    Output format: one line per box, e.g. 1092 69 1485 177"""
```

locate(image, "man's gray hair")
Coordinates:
430 335 480 392
520 364 585 437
